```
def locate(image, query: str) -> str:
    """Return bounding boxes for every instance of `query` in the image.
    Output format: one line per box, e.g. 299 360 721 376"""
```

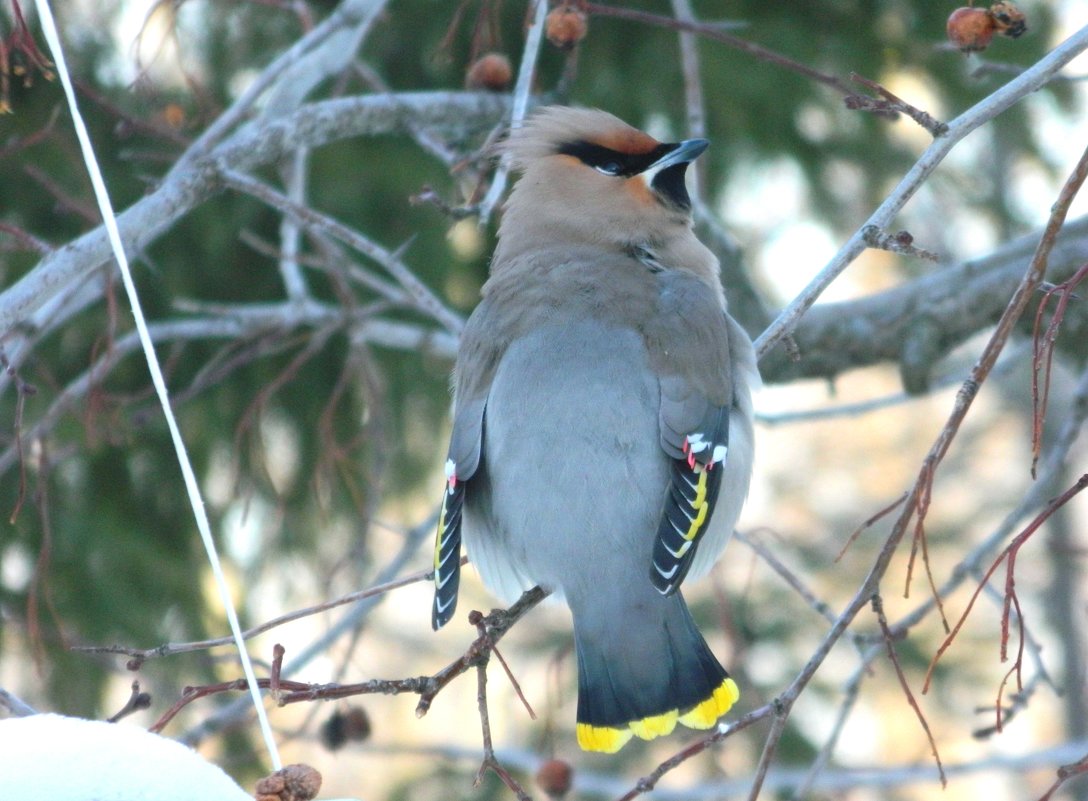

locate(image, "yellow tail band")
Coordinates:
576 677 740 752
678 677 740 728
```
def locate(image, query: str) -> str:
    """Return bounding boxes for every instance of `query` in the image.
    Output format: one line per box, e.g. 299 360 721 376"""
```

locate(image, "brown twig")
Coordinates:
1037 754 1088 801
106 681 153 723
21 163 100 225
614 701 773 801
846 73 949 136
232 328 333 495
416 587 549 717
735 528 836 625
861 226 940 262
150 675 312 733
904 139 1088 614
583 3 856 95
834 492 909 563
924 473 1088 696
0 105 60 159
1030 261 1088 476
491 642 537 720
471 611 533 801
0 221 54 255
269 644 286 697
2 347 37 525
872 594 946 787
75 558 448 666
72 78 190 147
269 587 548 716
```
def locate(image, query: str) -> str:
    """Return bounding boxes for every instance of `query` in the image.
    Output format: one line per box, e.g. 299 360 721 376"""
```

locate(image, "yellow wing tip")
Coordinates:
577 679 739 752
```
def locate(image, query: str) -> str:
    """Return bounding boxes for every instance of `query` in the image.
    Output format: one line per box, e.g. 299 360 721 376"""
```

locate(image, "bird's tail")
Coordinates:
572 591 738 753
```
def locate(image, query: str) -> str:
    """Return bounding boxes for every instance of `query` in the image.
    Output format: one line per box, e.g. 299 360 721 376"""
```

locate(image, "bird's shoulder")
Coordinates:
456 245 732 401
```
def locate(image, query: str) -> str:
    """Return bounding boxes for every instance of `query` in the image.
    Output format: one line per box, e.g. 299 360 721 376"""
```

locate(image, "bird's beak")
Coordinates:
641 138 708 211
645 138 710 175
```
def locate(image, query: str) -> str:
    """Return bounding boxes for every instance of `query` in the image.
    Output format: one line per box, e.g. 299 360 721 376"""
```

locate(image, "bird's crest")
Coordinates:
502 107 661 170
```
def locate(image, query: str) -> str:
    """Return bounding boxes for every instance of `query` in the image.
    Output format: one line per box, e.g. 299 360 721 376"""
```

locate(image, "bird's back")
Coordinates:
462 309 668 604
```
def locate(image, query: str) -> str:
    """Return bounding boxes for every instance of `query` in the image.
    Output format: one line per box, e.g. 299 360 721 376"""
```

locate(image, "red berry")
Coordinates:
947 7 996 52
545 4 588 50
535 758 574 798
466 53 513 91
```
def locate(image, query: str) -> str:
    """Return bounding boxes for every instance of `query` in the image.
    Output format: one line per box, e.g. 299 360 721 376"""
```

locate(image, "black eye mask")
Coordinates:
557 140 675 178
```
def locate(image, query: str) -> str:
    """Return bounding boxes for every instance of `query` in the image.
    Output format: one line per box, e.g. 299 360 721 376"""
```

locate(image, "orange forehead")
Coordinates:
592 128 660 155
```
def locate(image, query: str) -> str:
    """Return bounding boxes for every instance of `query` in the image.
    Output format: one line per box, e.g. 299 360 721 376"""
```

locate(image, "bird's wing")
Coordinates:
647 271 736 596
431 311 498 631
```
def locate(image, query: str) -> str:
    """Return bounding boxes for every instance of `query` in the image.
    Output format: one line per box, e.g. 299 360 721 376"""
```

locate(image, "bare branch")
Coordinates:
0 91 511 338
758 215 1088 386
474 0 549 224
754 25 1088 360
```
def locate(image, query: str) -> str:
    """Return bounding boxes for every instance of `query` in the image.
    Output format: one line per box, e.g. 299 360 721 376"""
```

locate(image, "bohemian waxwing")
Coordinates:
431 106 758 753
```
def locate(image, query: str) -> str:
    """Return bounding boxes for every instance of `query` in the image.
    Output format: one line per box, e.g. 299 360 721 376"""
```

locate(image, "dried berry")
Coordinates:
466 52 513 91
946 6 996 52
545 3 588 50
319 705 372 751
989 1 1027 37
254 764 322 801
535 758 574 798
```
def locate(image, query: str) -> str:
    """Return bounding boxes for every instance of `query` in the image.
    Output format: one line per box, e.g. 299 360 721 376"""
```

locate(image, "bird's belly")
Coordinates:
462 321 669 603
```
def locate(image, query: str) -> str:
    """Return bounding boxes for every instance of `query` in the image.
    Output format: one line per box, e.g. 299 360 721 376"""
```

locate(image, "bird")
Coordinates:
430 106 758 753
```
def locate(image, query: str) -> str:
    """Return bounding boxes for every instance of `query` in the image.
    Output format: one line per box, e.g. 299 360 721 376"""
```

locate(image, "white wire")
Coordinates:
32 0 282 770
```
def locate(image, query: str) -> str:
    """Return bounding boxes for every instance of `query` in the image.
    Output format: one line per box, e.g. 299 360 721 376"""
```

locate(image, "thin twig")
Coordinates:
475 0 549 225
0 688 38 717
172 519 427 748
75 559 449 665
861 225 940 262
924 472 1088 693
585 3 855 95
670 0 707 197
846 72 949 136
220 168 465 336
106 681 152 723
904 139 1088 602
251 588 548 721
1037 754 1088 801
471 612 533 801
872 595 946 787
835 493 909 563
887 357 1088 645
1030 261 1088 476
734 529 837 625
614 703 773 801
789 648 876 799
754 26 1088 360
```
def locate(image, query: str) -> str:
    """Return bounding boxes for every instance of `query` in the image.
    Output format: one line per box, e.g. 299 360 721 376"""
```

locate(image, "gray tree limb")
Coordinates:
0 91 510 338
757 215 1088 388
